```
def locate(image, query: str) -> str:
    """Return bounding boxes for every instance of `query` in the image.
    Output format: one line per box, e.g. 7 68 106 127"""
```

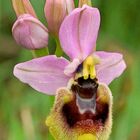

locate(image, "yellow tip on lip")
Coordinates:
45 115 53 126
63 95 71 103
78 133 96 140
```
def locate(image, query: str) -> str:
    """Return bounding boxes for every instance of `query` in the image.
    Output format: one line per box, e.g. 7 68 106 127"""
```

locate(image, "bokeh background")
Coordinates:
0 0 140 140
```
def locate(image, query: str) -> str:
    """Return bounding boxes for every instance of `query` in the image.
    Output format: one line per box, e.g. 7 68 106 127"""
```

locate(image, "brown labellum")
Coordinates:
46 78 113 140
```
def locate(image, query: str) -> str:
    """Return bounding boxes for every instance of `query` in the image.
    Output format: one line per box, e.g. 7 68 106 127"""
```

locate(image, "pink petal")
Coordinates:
12 14 48 50
14 55 70 95
59 5 100 61
64 58 81 76
95 51 126 85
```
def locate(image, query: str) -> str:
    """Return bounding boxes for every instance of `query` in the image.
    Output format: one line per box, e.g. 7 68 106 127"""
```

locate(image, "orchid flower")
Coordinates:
14 5 126 95
13 5 126 140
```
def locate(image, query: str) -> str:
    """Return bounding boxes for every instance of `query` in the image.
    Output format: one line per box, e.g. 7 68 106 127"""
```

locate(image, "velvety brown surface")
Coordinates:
71 77 98 99
62 96 109 128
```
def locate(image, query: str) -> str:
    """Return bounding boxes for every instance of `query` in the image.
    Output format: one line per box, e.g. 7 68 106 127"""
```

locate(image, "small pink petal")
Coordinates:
95 51 126 85
12 14 48 50
64 58 81 76
14 55 71 95
59 5 100 61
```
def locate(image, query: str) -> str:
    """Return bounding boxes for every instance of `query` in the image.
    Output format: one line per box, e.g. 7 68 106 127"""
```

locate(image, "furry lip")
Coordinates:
62 94 109 131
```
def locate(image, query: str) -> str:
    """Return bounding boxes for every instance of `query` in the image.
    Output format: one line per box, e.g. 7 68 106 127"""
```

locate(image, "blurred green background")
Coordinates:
0 0 140 140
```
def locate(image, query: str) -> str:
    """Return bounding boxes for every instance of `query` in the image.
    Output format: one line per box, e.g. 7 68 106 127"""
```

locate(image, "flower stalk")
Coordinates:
55 38 63 57
32 47 49 58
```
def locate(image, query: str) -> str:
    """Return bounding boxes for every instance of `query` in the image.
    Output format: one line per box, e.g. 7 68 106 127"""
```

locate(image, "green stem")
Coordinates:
55 38 63 57
32 47 49 58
